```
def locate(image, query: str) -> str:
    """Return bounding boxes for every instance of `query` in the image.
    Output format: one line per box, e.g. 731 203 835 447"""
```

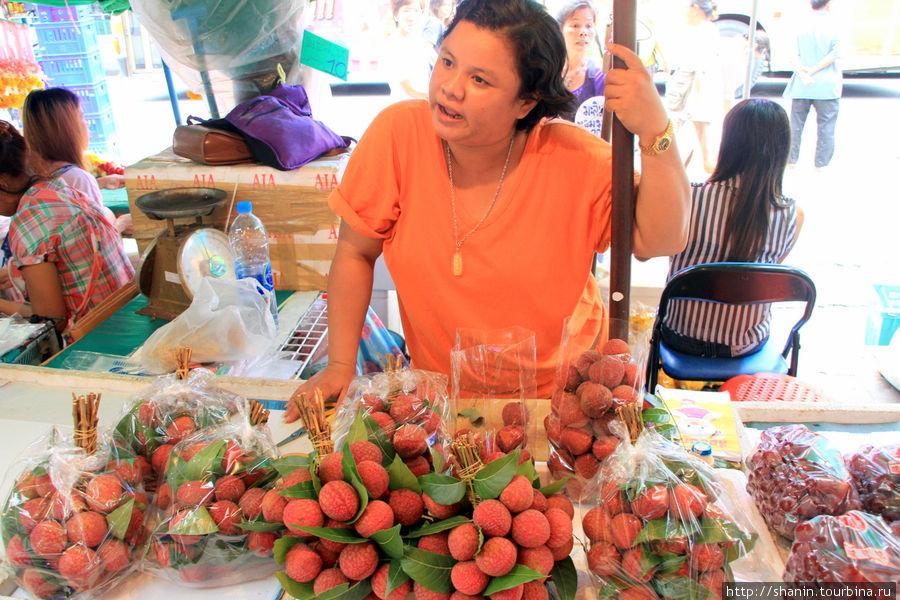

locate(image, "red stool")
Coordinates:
719 372 827 403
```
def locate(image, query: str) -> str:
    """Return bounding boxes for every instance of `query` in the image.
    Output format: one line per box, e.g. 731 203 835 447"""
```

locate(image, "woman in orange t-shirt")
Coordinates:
286 0 690 418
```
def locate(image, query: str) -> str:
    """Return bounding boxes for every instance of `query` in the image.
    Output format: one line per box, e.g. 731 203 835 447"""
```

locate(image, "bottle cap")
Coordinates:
236 201 253 214
691 440 712 456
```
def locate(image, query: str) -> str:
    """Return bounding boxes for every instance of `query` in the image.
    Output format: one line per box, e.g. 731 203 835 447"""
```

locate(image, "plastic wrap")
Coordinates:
581 427 759 600
845 443 900 533
1 428 147 599
129 0 306 106
330 367 453 478
548 317 648 486
745 425 862 540
141 418 283 587
784 510 900 583
451 327 536 463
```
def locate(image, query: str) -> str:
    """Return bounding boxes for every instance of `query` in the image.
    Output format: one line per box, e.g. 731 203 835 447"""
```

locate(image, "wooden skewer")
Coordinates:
72 392 101 455
175 347 192 380
249 400 270 426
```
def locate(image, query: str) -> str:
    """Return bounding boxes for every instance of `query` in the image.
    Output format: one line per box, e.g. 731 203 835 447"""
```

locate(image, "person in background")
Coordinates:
663 99 804 358
285 0 689 419
0 121 134 336
556 0 605 122
784 0 840 170
383 0 436 100
422 0 457 50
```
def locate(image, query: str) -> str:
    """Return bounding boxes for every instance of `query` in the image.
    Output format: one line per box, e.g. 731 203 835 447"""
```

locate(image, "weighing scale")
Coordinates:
134 187 236 320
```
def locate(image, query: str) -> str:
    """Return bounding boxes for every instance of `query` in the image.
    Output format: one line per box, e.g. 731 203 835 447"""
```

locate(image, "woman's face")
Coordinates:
438 0 454 21
430 21 536 149
561 7 596 56
395 2 422 34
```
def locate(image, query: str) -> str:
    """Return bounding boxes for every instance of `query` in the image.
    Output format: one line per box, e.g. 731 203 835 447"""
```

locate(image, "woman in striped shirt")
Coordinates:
662 99 804 357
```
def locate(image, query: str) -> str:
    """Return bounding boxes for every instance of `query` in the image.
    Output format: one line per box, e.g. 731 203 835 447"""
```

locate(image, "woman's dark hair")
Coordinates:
710 99 793 261
556 0 595 26
691 0 717 18
811 0 830 10
22 87 87 171
0 120 28 179
445 0 575 130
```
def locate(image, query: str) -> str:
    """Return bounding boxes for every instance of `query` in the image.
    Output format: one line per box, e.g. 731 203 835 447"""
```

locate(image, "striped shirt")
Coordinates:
663 178 798 355
9 179 134 324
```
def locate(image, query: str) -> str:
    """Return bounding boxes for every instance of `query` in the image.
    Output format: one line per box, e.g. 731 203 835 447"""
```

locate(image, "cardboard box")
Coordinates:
125 148 348 291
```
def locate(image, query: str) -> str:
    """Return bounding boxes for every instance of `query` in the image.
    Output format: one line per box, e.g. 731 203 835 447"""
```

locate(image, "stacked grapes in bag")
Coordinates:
845 443 900 536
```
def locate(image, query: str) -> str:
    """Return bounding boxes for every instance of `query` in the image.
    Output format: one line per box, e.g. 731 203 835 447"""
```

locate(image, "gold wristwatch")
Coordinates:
639 120 674 156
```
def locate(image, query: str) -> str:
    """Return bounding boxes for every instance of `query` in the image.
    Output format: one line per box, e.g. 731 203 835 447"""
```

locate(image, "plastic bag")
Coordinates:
581 426 760 599
784 510 900 583
140 278 277 373
451 327 536 462
0 428 147 599
745 424 862 540
330 367 452 478
845 443 900 534
141 417 284 587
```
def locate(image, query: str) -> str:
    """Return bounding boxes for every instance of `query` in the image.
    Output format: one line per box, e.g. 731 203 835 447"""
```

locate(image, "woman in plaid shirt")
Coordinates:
0 120 133 336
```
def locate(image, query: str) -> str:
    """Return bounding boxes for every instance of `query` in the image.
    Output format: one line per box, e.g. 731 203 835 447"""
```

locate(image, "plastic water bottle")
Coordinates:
228 200 278 323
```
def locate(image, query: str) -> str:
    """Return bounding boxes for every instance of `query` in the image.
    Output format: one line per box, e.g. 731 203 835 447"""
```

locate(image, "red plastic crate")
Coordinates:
719 372 827 403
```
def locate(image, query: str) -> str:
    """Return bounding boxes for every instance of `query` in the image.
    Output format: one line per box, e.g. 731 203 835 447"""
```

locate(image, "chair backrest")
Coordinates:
646 262 816 388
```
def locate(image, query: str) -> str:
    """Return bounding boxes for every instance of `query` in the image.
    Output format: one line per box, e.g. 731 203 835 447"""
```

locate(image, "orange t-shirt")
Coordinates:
329 100 613 397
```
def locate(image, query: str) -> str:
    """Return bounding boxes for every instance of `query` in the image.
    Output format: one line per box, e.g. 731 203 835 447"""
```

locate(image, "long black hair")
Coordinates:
710 99 793 261
445 0 575 130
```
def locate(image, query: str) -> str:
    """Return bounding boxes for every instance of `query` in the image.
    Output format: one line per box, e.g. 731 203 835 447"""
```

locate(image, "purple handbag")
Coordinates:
216 84 348 170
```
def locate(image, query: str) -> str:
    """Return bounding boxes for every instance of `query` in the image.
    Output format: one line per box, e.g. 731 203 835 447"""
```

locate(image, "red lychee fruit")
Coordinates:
557 394 589 427
29 520 67 557
350 440 383 464
592 435 619 461
108 457 150 485
58 544 101 588
354 500 394 537
475 536 517 577
388 394 423 424
85 474 124 513
279 468 313 491
247 531 278 555
175 480 214 508
21 567 58 598
285 543 323 583
318 452 346 483
417 531 451 555
497 426 525 453
98 538 131 572
610 512 642 549
451 560 489 595
583 506 613 543
421 409 441 433
372 562 411 600
369 411 396 439
319 480 360 522
338 541 378 580
393 424 428 459
179 441 209 462
631 484 669 520
669 483 708 520
522 580 550 600
491 584 524 600
550 536 575 561
405 455 431 477
448 522 480 561
501 401 528 427
473 499 512 537
261 489 288 522
579 383 614 418
612 385 639 406
561 428 593 457
209 500 242 535
589 355 626 388
511 509 551 548
214 474 246 502
165 415 196 444
415 580 453 600
600 480 627 514
621 362 640 387
238 487 266 520
575 453 600 479
499 475 533 513
389 488 425 526
517 544 554 580
283 498 324 538
602 338 631 357
622 546 656 583
587 541 620 577
357 460 390 499
691 543 725 572
5 535 31 567
15 472 41 499
169 509 204 545
575 350 602 379
531 489 548 513
544 508 573 549
423 493 460 520
361 393 386 413
150 444 174 475
313 567 349 595
66 510 108 547
699 569 726 599
545 494 574 518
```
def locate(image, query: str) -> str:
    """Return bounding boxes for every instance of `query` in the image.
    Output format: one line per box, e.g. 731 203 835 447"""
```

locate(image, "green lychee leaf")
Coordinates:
482 564 544 595
723 532 758 563
278 480 317 499
405 515 471 538
362 415 396 465
168 506 218 536
430 446 446 474
275 570 315 599
457 408 484 427
317 579 372 600
639 547 664 575
472 450 518 500
515 456 538 485
636 518 697 543
370 524 404 558
296 526 367 544
341 450 369 521
385 558 410 597
656 551 688 574
166 451 188 493
346 410 368 447
183 440 226 481
418 473 466 506
539 475 572 497
235 519 285 532
273 535 307 566
106 498 135 540
387 454 422 494
549 556 578 600
641 408 672 424
400 546 454 594
696 516 751 545
271 454 313 477
652 574 714 600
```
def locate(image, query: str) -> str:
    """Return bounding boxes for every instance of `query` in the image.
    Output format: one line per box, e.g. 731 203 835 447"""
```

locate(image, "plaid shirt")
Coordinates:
9 179 134 323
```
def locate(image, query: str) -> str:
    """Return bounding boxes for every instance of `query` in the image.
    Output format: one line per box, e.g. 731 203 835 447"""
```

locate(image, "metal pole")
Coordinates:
162 60 182 126
609 0 636 342
743 0 760 99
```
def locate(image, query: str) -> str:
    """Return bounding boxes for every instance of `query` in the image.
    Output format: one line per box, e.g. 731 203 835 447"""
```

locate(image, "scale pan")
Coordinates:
135 187 228 220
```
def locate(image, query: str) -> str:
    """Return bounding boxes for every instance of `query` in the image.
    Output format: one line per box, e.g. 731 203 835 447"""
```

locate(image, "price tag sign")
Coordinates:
300 29 349 81
575 96 605 137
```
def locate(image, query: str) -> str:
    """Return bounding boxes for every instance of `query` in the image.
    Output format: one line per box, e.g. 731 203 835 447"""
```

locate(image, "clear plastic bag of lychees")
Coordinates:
845 443 900 535
580 425 761 600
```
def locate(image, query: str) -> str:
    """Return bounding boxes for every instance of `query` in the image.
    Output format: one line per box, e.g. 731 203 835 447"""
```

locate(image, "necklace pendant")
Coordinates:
452 251 463 277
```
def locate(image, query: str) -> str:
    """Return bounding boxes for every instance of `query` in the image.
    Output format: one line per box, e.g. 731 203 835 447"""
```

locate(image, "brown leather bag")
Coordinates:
172 116 255 165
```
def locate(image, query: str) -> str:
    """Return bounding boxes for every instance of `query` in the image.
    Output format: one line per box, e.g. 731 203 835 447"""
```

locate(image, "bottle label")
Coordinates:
236 263 274 292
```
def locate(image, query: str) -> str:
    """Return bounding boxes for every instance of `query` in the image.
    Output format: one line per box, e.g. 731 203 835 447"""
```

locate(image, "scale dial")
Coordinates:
176 228 235 298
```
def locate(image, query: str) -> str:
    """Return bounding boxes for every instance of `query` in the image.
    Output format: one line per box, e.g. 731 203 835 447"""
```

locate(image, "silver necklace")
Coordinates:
446 135 515 277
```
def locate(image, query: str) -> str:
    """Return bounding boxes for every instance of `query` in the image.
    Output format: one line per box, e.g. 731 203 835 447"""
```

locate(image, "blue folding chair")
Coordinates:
645 262 816 391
